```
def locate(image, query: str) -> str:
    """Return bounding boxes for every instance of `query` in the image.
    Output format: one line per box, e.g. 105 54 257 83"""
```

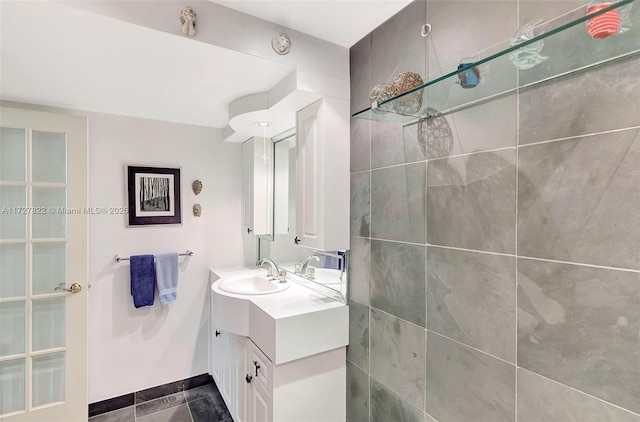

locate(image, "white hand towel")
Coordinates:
155 253 179 304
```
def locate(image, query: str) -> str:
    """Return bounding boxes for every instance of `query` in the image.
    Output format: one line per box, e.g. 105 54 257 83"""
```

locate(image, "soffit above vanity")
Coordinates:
0 1 295 128
223 68 353 143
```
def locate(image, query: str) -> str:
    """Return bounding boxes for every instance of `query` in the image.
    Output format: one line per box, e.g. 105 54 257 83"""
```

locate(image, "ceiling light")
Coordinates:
255 121 272 127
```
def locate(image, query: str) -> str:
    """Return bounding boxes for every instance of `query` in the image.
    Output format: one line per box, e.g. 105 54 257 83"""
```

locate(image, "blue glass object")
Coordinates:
457 63 481 88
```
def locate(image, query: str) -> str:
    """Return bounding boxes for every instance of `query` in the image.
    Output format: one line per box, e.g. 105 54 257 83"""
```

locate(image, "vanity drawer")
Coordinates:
250 340 273 393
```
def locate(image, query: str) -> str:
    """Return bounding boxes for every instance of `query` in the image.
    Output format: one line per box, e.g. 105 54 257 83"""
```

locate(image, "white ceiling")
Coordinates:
213 0 412 47
1 1 409 129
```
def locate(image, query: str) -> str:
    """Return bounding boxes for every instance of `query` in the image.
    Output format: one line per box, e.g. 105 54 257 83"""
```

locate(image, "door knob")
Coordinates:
55 282 83 294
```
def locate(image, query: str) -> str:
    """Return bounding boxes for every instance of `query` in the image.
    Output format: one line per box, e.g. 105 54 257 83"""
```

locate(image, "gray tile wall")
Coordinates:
348 1 640 421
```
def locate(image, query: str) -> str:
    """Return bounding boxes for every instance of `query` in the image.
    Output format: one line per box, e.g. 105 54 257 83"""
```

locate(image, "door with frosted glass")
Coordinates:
0 107 87 421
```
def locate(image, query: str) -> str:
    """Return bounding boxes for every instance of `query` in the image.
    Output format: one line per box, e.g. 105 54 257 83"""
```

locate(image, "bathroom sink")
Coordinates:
218 274 290 295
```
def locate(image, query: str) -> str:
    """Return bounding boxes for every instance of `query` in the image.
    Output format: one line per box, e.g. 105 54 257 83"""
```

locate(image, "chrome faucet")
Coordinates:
300 254 320 274
257 258 279 278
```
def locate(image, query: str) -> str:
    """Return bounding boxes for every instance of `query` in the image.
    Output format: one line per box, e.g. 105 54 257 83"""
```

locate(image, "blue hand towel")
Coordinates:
130 255 156 308
155 253 178 304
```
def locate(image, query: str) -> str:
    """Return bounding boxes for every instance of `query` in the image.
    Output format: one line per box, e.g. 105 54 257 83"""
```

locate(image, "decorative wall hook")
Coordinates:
192 180 203 195
272 33 292 55
180 7 197 36
193 204 202 217
421 23 432 37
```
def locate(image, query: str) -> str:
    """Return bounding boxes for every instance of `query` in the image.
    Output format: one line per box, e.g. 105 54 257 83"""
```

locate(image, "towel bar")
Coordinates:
114 250 194 262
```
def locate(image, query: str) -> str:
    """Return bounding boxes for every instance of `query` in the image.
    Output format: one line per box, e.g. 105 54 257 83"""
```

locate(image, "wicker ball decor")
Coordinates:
391 71 424 115
368 83 395 113
418 108 453 159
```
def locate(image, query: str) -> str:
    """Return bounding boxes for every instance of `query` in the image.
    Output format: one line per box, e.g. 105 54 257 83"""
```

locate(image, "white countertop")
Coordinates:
211 267 345 319
210 267 349 365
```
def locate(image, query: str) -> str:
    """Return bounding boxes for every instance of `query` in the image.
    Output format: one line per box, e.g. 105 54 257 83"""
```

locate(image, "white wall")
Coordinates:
85 112 244 402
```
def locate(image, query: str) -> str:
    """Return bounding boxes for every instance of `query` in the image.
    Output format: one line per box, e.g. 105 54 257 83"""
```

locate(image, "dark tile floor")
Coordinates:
88 382 233 422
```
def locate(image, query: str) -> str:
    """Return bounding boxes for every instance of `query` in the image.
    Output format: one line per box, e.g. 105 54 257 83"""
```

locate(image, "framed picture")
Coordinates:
127 166 181 226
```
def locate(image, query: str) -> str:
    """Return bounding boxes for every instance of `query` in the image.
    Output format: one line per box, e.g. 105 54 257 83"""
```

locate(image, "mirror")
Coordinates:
258 129 348 301
243 136 275 241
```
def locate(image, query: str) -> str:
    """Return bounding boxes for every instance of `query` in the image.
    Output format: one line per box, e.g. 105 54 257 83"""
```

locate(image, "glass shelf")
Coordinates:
352 0 639 122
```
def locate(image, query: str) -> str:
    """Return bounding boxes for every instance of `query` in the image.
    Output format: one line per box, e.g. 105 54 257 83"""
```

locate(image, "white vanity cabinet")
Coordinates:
209 268 348 422
242 137 274 236
211 327 346 422
210 329 247 422
295 97 350 251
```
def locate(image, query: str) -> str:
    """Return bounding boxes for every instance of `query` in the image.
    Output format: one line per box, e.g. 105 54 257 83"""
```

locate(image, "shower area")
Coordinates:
347 0 639 421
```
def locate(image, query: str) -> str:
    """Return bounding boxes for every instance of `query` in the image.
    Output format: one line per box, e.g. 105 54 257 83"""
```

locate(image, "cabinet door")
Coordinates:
249 341 272 393
295 97 349 251
248 382 273 422
210 329 248 422
210 326 222 384
296 100 321 249
229 335 247 422
220 331 232 406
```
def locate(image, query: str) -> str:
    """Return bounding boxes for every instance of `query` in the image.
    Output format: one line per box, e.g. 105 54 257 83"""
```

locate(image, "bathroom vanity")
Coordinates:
209 267 349 422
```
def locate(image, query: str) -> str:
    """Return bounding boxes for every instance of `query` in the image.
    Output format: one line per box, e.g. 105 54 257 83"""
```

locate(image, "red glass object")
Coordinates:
587 3 622 39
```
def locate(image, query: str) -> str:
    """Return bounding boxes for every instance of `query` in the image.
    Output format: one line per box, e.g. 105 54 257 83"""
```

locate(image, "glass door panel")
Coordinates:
32 243 66 295
32 298 66 351
32 131 66 184
0 359 26 415
0 187 27 239
32 353 65 407
31 188 66 239
0 302 26 356
0 128 26 182
0 244 26 298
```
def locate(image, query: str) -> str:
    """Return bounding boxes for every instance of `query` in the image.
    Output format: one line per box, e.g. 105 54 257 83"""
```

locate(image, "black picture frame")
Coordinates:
127 166 181 226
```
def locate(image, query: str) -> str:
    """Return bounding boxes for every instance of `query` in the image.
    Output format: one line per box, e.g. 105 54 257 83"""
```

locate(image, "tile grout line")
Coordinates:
347 358 368 376
518 254 640 274
184 391 195 422
370 236 426 247
370 159 427 172
427 329 516 367
518 367 640 418
515 44 520 422
424 135 429 416
427 243 514 257
517 124 640 150
426 243 640 274
367 81 372 422
370 304 427 333
424 27 432 420
419 125 640 169
427 145 517 163
351 168 371 175
136 390 189 421
369 372 427 417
